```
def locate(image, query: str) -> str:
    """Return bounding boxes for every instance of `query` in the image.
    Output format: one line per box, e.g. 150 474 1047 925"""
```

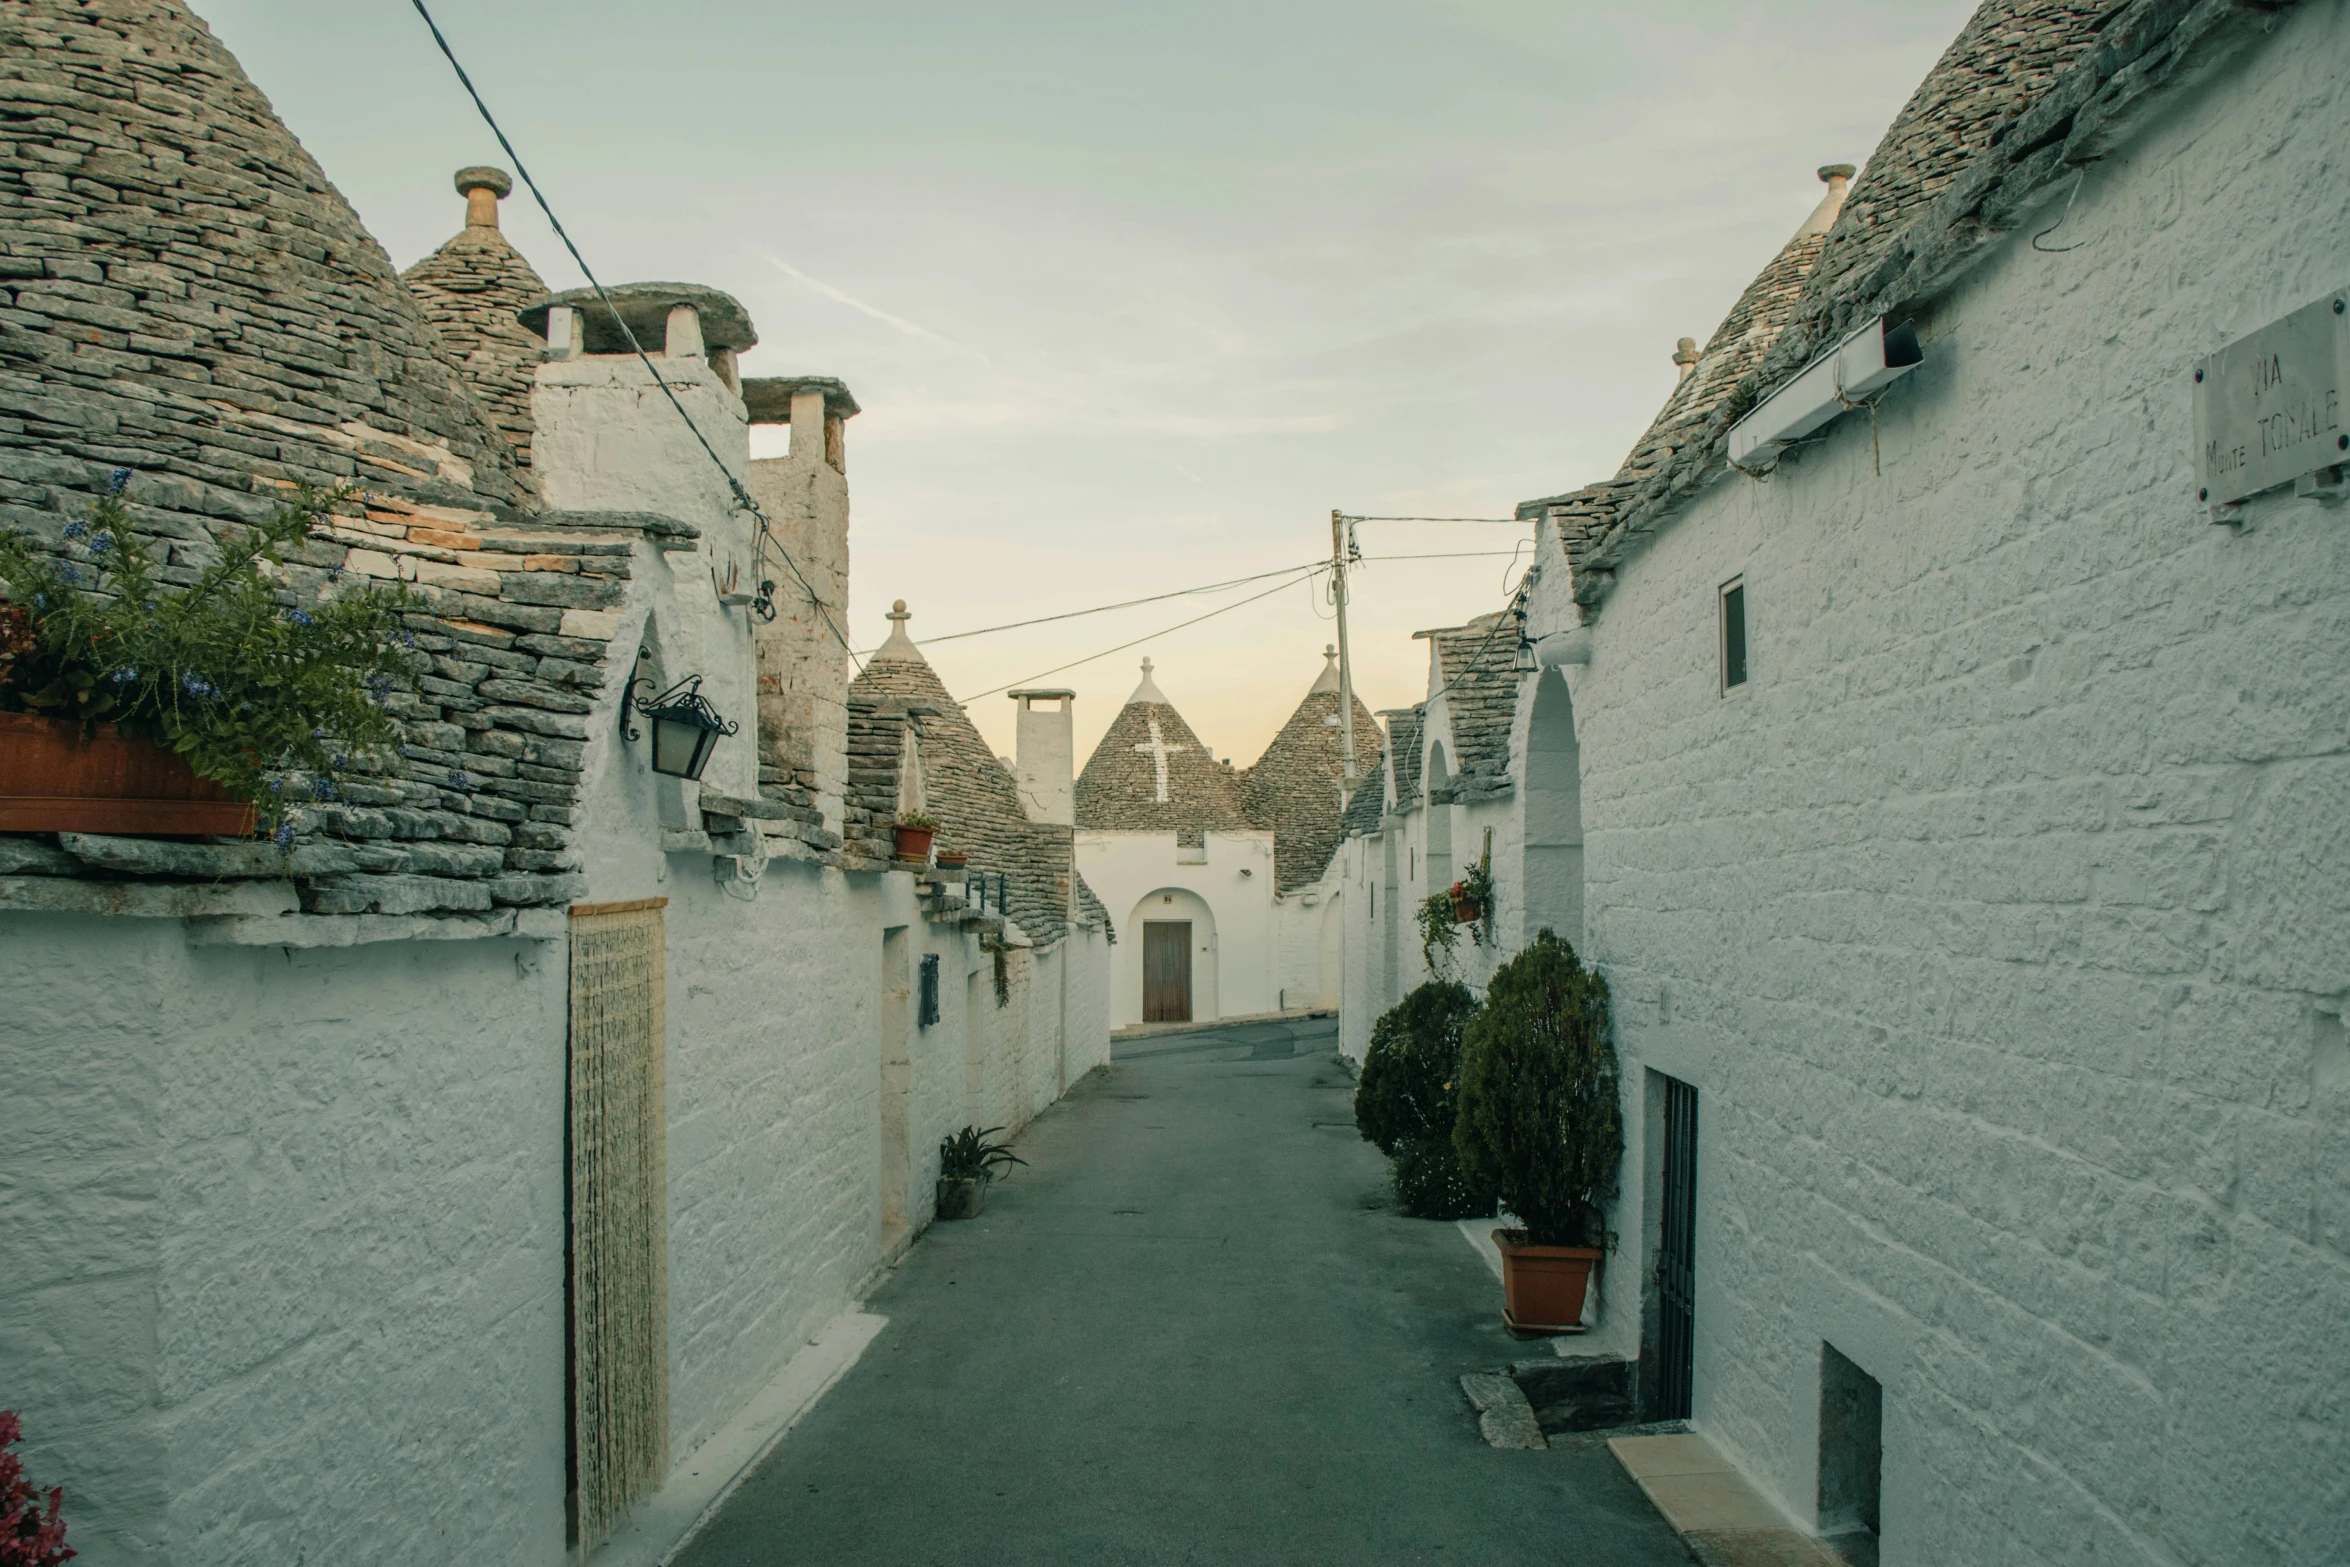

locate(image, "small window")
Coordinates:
1719 578 1748 692
918 953 940 1028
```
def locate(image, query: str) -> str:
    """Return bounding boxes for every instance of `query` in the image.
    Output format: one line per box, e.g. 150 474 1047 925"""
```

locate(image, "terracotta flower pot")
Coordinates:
934 850 968 869
892 824 934 863
1494 1228 1601 1332
0 710 252 836
1450 892 1480 925
936 1176 985 1220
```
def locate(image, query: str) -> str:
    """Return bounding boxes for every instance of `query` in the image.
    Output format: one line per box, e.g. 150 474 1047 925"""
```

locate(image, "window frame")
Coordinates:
1719 575 1749 695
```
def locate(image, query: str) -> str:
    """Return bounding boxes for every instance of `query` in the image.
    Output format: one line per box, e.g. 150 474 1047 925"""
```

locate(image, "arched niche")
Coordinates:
1521 666 1584 948
1129 886 1218 1024
1316 890 1343 1008
1424 740 1454 898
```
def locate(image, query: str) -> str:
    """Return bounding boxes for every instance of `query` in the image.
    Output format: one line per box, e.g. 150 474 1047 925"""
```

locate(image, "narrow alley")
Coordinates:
674 1018 1692 1566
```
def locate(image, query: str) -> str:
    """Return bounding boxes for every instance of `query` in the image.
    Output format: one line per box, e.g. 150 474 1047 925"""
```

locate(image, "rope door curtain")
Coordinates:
568 899 670 1549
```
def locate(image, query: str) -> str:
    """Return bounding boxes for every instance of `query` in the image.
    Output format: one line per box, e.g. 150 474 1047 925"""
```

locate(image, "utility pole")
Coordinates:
1330 509 1360 798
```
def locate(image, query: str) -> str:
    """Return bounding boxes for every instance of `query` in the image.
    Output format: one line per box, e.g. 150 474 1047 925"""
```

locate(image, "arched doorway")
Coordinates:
1521 667 1584 947
1127 887 1217 1024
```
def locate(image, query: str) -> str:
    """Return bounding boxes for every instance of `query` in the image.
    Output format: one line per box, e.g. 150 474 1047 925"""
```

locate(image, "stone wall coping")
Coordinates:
741 376 861 423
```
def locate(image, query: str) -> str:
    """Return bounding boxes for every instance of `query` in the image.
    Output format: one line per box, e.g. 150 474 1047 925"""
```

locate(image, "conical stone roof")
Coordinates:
1238 645 1384 891
846 602 1100 945
0 0 526 542
1075 660 1249 835
402 167 548 467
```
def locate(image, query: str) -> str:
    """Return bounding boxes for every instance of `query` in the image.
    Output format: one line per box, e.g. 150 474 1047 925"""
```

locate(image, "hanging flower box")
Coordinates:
1448 882 1481 925
0 710 253 836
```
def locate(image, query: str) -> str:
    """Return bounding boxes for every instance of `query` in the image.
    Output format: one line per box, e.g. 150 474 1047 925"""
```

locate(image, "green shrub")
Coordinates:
1392 1132 1492 1220
1452 929 1622 1248
1354 980 1479 1156
0 483 415 836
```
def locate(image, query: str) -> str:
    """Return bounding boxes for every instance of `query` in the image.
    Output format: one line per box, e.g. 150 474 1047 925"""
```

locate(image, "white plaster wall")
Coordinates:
0 913 569 1567
1074 830 1277 1023
1525 14 2350 1561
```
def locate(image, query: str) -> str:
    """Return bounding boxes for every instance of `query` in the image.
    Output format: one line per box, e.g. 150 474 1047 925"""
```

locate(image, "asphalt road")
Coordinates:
674 1016 1692 1567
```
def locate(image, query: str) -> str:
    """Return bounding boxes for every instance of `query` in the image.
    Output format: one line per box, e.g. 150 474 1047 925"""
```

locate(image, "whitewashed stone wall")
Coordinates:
1529 11 2350 1561
0 915 570 1567
1075 830 1276 1023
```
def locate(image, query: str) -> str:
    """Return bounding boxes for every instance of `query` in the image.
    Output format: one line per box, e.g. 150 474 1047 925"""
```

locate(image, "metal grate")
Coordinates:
1655 1074 1699 1421
568 900 669 1549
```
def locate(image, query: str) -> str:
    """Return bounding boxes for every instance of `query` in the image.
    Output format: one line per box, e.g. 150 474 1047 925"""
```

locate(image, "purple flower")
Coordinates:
88 532 113 556
56 564 79 584
288 608 314 627
62 521 84 540
110 667 137 684
181 674 213 697
312 776 336 799
448 771 471 790
107 468 131 495
273 822 295 848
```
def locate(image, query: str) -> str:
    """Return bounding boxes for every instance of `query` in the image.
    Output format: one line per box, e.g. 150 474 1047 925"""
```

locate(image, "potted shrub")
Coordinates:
936 1124 1025 1220
892 810 936 863
934 847 968 869
1355 980 1494 1219
1 1409 75 1566
1453 928 1622 1332
0 484 414 841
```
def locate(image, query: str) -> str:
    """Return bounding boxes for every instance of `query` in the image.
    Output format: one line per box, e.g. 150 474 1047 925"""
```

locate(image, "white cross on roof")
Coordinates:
1134 717 1187 804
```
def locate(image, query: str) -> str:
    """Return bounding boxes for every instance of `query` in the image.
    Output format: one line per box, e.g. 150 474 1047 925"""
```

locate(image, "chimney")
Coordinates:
455 165 511 230
1672 336 1700 381
1795 163 1856 240
1008 688 1075 827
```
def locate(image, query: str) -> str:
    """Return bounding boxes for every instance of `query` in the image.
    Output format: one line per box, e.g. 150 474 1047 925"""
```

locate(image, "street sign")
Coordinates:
2193 289 2348 510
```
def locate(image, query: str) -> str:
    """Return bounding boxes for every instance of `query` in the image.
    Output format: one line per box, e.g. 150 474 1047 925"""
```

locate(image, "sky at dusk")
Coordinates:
200 0 1975 764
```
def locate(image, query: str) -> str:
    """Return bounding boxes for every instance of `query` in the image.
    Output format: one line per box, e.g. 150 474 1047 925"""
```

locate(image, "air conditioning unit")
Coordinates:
1727 316 1922 471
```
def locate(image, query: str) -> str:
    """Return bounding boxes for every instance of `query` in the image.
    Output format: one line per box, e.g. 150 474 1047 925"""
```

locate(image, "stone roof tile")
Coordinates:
845 627 1083 947
402 172 549 468
1236 649 1384 891
1075 665 1251 835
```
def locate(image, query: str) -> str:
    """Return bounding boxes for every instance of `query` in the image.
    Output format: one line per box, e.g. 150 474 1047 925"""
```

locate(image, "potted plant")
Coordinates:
892 810 936 863
1450 850 1495 932
934 847 968 869
935 1124 1025 1220
0 484 414 841
1453 928 1622 1332
1355 980 1495 1219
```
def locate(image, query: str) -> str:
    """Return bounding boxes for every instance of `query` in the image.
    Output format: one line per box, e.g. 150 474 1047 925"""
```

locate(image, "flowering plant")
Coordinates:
0 1411 74 1566
0 482 416 835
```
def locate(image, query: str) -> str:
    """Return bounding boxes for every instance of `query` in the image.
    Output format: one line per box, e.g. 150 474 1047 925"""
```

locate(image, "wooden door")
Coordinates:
1142 920 1192 1023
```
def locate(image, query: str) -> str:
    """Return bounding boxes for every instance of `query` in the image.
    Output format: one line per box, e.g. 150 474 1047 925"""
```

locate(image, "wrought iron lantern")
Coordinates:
621 668 738 781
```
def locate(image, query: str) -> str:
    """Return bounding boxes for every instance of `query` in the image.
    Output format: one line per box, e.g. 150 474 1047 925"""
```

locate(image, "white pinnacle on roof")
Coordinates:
1309 643 1341 695
875 599 920 662
1125 657 1169 706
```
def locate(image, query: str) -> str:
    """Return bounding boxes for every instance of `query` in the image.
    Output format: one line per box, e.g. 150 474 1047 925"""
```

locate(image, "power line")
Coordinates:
1341 514 1528 524
1358 550 1525 562
406 0 862 673
958 566 1326 704
877 561 1324 652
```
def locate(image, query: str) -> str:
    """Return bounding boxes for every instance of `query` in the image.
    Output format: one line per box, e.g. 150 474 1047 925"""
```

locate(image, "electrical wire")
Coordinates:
406 0 862 672
957 566 1327 704
877 560 1324 651
1357 550 1526 562
1340 514 1528 524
